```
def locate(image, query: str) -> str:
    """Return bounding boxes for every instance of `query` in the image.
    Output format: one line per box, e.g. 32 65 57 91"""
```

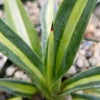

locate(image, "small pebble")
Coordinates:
86 51 93 58
68 65 76 74
89 58 96 66
14 71 24 79
95 57 100 65
76 91 84 94
94 52 100 58
26 1 32 8
82 41 94 50
64 95 72 100
22 74 31 82
79 49 86 56
86 23 96 32
94 29 100 39
6 65 18 76
84 59 89 68
76 59 84 68
32 2 39 9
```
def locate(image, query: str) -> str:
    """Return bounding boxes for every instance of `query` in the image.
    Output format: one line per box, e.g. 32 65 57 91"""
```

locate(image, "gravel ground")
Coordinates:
0 0 100 100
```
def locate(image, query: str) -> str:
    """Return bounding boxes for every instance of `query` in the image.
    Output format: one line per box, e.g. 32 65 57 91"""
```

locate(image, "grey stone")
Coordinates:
89 58 96 66
76 91 84 94
32 2 39 9
79 49 86 56
64 95 72 100
84 59 89 68
76 59 84 68
94 52 100 58
82 41 94 50
86 23 96 32
39 0 45 5
94 30 100 39
22 74 31 82
14 71 24 79
86 51 93 58
95 57 100 65
26 1 32 8
95 4 100 19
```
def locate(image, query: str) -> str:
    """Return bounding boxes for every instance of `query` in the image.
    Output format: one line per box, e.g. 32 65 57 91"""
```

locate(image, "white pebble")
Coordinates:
82 41 94 50
68 65 76 74
76 91 83 94
14 71 24 79
64 95 72 100
89 58 96 66
32 2 38 9
76 59 84 68
84 59 89 68
94 30 100 39
22 74 31 82
86 23 96 32
6 65 17 76
94 52 100 58
86 51 93 58
79 49 86 56
95 57 100 65
0 56 7 69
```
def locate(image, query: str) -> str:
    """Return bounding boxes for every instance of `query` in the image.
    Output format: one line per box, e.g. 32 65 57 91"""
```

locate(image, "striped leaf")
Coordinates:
4 0 42 58
54 0 97 78
46 31 54 86
43 30 56 94
0 19 43 74
0 79 38 98
43 30 61 95
0 19 49 97
60 67 100 97
72 93 100 100
41 0 57 55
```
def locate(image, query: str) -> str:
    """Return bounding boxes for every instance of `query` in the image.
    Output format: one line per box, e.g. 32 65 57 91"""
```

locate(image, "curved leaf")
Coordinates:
0 19 49 97
4 0 42 58
0 19 43 74
41 0 57 55
60 67 100 96
54 0 97 77
58 0 97 79
47 31 54 86
72 93 100 100
0 79 38 98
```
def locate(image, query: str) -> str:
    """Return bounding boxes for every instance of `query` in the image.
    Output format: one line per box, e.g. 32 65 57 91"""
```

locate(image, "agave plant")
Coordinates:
0 0 100 100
